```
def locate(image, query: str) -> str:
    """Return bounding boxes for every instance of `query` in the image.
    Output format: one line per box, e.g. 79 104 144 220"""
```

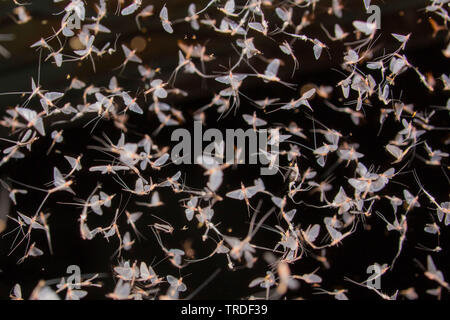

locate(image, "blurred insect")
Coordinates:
17 242 43 264
152 227 185 268
15 107 45 136
224 207 275 269
117 45 143 73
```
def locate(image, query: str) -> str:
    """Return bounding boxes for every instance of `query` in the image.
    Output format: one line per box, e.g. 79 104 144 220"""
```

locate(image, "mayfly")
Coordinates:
107 280 131 300
73 35 97 71
215 71 248 117
242 112 267 131
197 155 229 192
160 5 173 34
144 79 168 99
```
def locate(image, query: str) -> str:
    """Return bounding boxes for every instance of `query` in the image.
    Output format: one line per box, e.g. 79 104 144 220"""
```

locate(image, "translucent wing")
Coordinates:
113 280 130 299
403 189 415 204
